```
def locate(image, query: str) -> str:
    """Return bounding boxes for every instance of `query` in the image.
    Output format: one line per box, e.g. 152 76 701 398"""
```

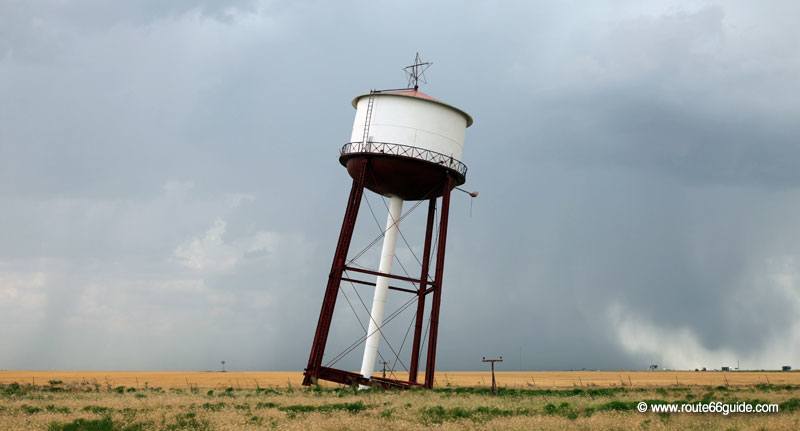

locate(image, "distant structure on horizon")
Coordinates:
302 54 473 389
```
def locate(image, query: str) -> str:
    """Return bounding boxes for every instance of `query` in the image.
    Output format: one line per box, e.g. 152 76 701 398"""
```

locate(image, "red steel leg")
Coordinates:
424 176 453 388
408 198 436 383
303 159 367 385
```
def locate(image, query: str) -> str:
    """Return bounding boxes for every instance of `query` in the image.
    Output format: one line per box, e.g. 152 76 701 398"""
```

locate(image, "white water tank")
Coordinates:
350 89 472 160
340 89 473 200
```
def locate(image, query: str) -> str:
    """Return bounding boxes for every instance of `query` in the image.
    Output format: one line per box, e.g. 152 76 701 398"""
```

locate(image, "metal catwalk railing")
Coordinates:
341 141 468 178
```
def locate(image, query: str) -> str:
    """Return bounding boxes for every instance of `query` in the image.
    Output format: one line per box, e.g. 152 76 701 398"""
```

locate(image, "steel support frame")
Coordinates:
302 167 454 390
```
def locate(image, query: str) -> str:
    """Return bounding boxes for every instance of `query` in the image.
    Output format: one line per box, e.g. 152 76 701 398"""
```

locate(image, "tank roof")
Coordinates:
352 88 473 127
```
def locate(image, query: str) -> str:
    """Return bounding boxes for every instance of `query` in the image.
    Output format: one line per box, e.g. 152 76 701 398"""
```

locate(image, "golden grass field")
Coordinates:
2 371 800 430
2 370 800 389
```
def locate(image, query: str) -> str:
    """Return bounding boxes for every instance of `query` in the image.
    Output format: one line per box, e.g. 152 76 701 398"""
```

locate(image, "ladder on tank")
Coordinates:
361 91 376 151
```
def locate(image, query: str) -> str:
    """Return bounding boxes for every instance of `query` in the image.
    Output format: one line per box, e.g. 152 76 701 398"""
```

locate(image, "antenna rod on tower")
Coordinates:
403 52 432 90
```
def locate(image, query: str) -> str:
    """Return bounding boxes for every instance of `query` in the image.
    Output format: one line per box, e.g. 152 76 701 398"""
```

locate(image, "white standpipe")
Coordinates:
360 195 404 383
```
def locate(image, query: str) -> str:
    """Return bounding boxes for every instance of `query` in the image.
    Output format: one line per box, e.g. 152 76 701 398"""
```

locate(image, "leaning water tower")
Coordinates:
302 54 473 389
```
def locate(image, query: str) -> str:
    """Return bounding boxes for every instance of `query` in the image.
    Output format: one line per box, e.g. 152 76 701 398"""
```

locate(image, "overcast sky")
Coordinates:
2 0 799 372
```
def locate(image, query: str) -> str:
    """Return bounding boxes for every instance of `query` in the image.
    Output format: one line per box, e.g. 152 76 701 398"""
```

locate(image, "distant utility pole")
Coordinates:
221 360 226 373
482 356 503 394
381 361 389 379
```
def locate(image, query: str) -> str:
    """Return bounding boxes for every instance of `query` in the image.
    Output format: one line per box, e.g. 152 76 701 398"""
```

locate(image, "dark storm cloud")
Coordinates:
1 0 799 371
